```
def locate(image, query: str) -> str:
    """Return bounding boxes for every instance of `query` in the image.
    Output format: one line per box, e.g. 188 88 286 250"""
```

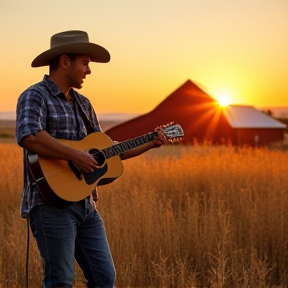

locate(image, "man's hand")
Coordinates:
72 151 99 173
153 129 168 147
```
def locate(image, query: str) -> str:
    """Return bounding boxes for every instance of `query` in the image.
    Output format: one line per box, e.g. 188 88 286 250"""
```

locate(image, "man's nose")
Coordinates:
86 65 91 74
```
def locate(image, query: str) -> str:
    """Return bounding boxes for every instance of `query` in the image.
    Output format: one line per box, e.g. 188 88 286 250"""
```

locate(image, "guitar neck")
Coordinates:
102 131 158 159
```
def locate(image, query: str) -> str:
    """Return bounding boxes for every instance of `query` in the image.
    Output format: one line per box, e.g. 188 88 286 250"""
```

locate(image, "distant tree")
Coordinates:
262 109 273 117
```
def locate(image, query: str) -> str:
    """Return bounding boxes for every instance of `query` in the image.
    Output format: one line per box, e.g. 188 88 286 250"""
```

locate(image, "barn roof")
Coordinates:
224 105 286 129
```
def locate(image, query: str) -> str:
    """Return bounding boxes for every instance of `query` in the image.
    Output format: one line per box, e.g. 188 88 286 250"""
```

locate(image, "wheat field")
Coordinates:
0 142 288 288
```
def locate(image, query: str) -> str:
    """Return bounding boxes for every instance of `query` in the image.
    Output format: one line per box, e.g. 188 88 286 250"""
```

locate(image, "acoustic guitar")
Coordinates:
28 122 184 208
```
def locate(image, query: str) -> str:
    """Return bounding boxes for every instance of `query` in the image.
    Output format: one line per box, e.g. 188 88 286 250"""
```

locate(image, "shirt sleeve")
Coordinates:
16 87 47 146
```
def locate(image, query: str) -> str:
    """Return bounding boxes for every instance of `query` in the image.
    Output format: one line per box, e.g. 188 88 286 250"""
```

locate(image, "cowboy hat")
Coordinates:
31 30 110 67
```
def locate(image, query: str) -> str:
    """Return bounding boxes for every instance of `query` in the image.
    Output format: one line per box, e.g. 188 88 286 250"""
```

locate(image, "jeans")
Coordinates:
29 198 116 288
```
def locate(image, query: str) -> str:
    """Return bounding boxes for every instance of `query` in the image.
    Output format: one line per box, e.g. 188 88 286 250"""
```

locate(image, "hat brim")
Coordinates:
31 43 110 67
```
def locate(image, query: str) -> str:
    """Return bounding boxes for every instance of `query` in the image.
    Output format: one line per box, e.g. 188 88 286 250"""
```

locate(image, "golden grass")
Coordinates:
1 144 288 287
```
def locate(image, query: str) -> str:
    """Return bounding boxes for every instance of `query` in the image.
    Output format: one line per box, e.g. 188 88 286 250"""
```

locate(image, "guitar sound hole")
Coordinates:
88 149 106 166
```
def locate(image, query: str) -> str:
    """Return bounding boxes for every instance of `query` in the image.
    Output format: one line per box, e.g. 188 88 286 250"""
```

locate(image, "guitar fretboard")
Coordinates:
102 131 158 159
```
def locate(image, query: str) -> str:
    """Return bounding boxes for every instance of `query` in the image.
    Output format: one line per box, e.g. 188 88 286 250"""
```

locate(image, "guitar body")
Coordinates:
29 132 123 207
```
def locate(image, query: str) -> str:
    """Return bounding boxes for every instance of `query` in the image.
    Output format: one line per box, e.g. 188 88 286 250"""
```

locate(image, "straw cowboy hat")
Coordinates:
31 30 110 67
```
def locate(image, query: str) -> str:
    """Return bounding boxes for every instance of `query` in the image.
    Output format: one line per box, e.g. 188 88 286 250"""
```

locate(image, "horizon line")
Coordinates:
1 107 288 121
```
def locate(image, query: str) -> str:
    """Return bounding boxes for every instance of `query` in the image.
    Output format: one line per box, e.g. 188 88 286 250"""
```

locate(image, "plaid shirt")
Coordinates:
16 75 102 218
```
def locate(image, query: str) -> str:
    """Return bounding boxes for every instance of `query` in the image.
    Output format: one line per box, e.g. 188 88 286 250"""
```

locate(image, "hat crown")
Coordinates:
51 30 89 48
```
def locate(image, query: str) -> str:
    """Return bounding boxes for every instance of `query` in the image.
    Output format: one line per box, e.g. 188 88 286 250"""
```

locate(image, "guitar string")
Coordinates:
87 139 157 157
85 128 180 159
87 135 178 158
87 136 154 158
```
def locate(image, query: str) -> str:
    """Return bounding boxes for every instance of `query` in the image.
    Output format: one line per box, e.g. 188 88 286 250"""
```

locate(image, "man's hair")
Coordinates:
49 54 78 73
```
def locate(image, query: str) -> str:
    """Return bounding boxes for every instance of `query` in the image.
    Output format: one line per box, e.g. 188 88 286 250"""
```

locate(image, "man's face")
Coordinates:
65 55 91 89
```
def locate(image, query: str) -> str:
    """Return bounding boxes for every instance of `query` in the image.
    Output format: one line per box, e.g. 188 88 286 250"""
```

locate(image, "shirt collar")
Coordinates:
43 74 77 99
43 74 62 97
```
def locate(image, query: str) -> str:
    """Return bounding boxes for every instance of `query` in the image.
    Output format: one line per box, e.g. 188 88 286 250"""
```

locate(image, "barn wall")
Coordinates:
235 128 285 146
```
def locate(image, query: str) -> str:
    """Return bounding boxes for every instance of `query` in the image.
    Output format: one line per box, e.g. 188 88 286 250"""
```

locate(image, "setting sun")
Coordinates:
217 94 230 107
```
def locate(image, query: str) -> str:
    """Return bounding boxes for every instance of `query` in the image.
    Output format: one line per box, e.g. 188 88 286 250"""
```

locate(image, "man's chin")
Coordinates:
74 84 82 89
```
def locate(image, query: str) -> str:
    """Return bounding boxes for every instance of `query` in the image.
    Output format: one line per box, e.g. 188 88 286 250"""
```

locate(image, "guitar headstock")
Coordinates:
155 122 184 143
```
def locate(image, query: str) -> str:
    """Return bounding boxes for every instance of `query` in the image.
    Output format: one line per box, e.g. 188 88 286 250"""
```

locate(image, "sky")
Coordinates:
1 0 288 117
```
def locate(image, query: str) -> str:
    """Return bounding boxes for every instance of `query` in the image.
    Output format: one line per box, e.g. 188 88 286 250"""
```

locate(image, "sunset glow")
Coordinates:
217 94 230 107
0 0 287 116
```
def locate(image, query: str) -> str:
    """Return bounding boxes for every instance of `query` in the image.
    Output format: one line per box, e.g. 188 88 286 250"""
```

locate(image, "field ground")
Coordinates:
1 141 288 287
0 120 15 142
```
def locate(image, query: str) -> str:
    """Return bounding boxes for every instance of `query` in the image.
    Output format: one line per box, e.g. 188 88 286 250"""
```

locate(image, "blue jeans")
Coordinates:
29 198 116 288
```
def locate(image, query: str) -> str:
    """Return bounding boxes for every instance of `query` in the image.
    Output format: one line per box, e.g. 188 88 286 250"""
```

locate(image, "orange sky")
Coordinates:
1 0 287 115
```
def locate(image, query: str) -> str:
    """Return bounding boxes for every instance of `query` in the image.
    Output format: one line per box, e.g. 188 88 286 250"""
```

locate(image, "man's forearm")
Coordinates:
21 130 99 173
21 130 78 161
120 141 157 160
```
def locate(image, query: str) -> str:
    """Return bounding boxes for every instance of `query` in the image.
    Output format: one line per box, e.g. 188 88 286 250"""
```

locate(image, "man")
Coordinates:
16 30 166 288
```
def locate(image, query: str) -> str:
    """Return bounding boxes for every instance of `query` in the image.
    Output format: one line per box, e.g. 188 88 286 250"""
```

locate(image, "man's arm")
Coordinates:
21 130 98 173
120 130 167 160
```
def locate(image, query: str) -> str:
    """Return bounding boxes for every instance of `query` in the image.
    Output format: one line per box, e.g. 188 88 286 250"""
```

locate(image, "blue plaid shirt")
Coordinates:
16 75 102 218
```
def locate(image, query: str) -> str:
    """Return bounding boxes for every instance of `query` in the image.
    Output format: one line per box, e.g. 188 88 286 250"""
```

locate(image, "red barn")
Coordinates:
222 105 286 146
105 80 286 146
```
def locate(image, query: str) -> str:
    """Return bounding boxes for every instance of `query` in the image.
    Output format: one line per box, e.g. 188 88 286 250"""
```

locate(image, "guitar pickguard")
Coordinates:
81 148 108 185
83 164 108 185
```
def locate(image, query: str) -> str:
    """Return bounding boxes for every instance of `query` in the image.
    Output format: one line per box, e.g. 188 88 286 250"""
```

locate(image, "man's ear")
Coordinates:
59 54 69 68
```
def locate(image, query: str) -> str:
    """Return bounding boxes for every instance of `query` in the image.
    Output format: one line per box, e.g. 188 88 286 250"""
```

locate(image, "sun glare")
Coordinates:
217 94 230 107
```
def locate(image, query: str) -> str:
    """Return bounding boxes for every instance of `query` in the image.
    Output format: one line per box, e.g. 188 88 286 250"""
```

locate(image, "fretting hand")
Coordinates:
153 129 168 147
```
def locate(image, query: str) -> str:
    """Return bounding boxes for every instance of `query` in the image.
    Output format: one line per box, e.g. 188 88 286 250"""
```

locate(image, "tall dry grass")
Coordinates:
0 143 288 287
